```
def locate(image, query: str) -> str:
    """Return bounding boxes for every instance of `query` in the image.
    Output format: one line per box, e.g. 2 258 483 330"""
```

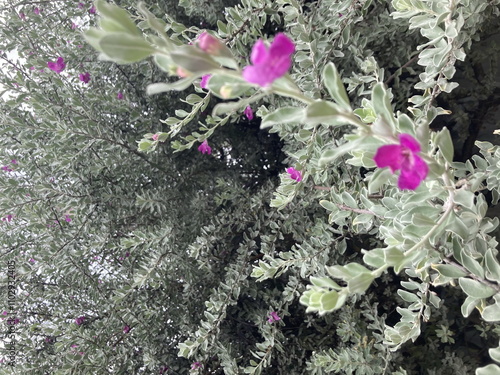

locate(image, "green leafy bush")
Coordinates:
1 0 500 374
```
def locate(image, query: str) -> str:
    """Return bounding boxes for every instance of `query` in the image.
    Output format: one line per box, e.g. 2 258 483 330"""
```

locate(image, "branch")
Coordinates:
443 257 500 293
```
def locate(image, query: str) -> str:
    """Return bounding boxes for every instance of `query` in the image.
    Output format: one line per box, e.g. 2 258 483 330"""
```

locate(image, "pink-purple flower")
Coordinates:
286 167 302 182
2 214 13 222
123 325 130 334
267 311 281 323
242 33 295 87
47 57 66 74
198 140 212 155
191 362 202 370
7 318 20 325
79 72 91 84
34 7 40 15
89 6 96 14
75 316 85 325
65 215 72 222
200 74 211 89
117 92 124 100
152 134 159 141
197 32 223 55
373 133 428 190
244 106 254 120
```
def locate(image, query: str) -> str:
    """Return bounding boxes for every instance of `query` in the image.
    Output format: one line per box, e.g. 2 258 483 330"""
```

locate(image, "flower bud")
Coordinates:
220 85 232 99
176 66 191 78
197 32 223 55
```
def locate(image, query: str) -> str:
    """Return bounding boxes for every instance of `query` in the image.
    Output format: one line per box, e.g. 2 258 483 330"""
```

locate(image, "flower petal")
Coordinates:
373 144 402 172
242 65 271 86
268 54 292 81
269 33 295 57
399 133 420 153
398 155 428 190
200 74 211 89
250 40 268 65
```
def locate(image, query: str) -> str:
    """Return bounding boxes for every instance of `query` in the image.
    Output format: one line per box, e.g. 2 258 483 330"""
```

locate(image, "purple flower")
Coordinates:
373 133 428 190
75 316 85 325
2 311 7 316
2 215 13 222
89 6 96 14
117 92 124 100
78 2 84 9
29 258 35 263
197 32 223 55
191 362 202 370
19 12 26 20
242 33 295 87
65 215 72 222
11 159 17 164
34 7 40 15
2 166 12 172
200 74 211 89
79 72 90 84
47 57 66 74
159 366 169 374
123 325 130 334
152 134 159 141
198 140 212 155
267 311 281 323
286 167 302 182
244 106 254 120
71 22 78 29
